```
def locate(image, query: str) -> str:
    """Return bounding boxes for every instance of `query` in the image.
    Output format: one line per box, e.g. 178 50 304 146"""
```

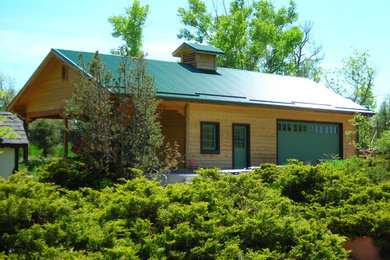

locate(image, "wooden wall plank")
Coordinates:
185 102 356 169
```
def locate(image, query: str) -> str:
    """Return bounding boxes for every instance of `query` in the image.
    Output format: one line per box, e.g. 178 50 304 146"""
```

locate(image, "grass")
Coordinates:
321 156 361 169
19 143 77 175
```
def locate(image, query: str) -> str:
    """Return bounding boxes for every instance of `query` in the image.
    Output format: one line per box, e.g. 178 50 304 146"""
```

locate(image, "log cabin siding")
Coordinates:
15 56 77 120
184 102 355 169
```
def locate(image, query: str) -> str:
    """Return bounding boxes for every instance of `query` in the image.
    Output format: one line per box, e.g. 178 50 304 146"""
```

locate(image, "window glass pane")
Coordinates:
202 124 216 150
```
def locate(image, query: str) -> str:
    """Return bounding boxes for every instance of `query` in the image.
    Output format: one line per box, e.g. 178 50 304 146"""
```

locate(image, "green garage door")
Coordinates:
277 120 341 165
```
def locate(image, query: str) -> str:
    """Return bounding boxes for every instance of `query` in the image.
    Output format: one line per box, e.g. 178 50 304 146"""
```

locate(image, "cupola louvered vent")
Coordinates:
182 52 196 64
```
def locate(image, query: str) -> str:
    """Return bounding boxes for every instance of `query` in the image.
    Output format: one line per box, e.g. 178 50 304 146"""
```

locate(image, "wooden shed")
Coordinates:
7 43 373 169
0 112 28 179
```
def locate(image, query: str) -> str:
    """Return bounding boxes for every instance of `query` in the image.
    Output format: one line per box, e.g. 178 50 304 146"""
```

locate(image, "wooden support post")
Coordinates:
185 103 190 169
63 118 69 158
23 120 29 162
14 147 19 173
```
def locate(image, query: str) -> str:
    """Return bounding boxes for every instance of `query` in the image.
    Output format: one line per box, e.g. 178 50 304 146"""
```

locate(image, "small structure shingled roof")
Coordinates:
0 112 28 146
53 48 373 114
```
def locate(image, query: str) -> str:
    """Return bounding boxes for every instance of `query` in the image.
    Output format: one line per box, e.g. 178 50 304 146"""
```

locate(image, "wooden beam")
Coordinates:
23 120 29 163
13 147 19 173
185 103 190 168
26 108 65 120
63 118 69 158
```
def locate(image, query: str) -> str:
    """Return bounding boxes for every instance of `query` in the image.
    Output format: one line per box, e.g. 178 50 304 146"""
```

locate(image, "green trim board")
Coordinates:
277 120 342 165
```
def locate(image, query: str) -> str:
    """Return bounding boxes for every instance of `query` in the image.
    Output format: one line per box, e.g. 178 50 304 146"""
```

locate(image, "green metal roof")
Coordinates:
53 48 373 114
172 42 225 56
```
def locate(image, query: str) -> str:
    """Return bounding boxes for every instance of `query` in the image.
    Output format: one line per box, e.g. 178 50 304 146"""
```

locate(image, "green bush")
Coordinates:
375 130 390 155
0 171 348 259
36 158 111 190
3 157 389 258
29 119 62 156
255 157 390 257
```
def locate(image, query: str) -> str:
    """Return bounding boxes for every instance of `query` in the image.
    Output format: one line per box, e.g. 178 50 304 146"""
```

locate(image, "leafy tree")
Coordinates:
108 0 149 56
346 113 375 154
375 95 390 137
115 49 163 173
375 130 390 155
0 72 16 111
66 51 118 177
0 88 18 155
293 22 323 82
177 0 322 80
65 50 162 178
325 50 376 110
29 119 62 156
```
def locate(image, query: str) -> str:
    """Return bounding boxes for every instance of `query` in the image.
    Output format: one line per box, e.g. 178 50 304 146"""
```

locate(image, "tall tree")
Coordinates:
66 52 114 176
293 22 323 82
113 48 163 173
325 50 376 110
0 72 16 111
65 50 162 178
375 95 390 137
29 119 62 156
177 0 322 80
108 0 149 56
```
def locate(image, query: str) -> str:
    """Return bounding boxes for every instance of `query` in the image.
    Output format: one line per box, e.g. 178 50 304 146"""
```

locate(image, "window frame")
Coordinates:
200 121 220 154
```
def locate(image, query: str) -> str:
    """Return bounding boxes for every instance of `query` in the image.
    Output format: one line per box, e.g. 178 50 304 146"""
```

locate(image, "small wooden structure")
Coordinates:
0 112 28 179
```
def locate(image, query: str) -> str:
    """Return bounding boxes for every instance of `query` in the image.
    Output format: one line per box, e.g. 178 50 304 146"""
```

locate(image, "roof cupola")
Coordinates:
172 42 225 71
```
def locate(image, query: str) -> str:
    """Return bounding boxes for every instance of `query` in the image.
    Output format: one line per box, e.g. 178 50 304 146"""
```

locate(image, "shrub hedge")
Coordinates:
254 156 390 257
1 156 389 258
1 170 347 259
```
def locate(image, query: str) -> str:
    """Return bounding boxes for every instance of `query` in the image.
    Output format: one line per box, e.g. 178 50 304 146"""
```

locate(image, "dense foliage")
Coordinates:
376 95 390 137
255 157 390 257
325 50 376 111
178 0 322 81
2 156 389 258
2 169 348 259
36 158 113 190
0 71 16 111
346 110 390 155
0 88 18 153
28 119 62 156
65 51 163 178
108 0 149 56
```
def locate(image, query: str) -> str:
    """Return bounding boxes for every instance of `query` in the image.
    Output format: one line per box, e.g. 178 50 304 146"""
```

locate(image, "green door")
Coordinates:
277 120 341 165
233 124 250 169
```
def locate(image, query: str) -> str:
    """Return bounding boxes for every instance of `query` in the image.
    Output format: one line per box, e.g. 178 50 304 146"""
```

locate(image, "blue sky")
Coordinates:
1 0 389 107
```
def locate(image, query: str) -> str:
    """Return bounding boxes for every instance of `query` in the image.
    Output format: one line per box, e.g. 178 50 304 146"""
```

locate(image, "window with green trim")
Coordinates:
201 122 220 154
